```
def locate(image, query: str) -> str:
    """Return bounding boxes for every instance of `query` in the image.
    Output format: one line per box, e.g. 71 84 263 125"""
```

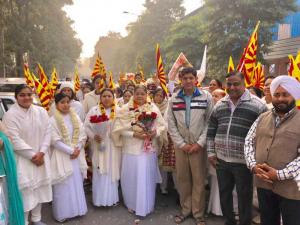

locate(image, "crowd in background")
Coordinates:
0 67 300 225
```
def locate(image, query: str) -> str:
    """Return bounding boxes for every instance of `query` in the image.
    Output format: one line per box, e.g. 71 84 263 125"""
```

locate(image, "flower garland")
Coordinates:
54 109 80 147
99 101 116 120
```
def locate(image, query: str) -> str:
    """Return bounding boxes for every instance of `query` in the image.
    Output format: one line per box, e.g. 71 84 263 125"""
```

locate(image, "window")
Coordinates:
2 98 14 111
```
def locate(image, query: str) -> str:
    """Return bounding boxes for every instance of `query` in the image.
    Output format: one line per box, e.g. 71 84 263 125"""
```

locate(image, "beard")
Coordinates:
273 99 296 114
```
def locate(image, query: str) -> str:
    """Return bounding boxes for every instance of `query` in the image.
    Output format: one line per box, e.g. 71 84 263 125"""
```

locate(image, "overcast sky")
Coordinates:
64 0 202 58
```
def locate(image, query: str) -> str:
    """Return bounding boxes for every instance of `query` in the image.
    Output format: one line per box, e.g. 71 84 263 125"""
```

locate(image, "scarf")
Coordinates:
0 132 25 225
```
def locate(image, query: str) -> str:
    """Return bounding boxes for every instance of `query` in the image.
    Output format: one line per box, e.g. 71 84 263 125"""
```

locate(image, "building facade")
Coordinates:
264 0 300 75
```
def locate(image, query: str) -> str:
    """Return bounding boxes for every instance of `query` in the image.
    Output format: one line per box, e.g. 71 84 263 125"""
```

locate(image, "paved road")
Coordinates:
42 187 225 225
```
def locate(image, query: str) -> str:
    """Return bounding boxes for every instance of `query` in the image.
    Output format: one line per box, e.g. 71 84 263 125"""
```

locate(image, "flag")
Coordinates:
108 71 116 89
156 44 168 96
197 45 207 84
32 73 51 111
49 67 59 97
168 52 193 81
138 64 146 82
23 64 35 89
91 53 107 79
237 21 260 87
288 54 300 81
91 54 101 78
99 55 107 79
288 54 300 109
252 63 265 90
228 56 235 73
74 68 81 92
37 63 50 95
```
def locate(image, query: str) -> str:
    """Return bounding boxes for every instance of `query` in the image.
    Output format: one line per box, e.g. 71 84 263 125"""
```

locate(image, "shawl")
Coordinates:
112 99 166 152
84 106 121 182
0 131 25 225
50 110 88 184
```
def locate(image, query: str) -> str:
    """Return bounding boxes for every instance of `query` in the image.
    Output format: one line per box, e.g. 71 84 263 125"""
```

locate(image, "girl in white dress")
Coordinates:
50 93 88 222
3 84 52 225
112 85 166 217
84 88 121 207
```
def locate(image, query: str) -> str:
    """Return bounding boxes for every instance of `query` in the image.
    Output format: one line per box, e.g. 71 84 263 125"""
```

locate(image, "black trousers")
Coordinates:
257 188 300 225
216 159 253 225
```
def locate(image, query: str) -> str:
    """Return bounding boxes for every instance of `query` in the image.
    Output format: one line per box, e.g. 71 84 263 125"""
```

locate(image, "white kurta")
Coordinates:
82 90 100 114
50 113 88 221
84 107 121 207
2 104 52 212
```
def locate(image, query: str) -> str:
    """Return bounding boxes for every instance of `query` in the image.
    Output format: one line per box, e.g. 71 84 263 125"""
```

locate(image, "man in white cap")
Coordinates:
244 75 300 225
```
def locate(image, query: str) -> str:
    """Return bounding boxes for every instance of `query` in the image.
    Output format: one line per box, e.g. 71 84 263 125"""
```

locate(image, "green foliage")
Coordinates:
162 9 206 71
203 0 297 78
91 0 185 78
0 0 82 77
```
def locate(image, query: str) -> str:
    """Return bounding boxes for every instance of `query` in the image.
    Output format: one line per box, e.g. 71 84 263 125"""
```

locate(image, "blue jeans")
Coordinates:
216 159 253 225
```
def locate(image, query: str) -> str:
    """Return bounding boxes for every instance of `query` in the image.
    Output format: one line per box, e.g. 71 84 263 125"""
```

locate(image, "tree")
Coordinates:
162 8 206 72
203 0 297 78
90 0 185 78
0 0 82 77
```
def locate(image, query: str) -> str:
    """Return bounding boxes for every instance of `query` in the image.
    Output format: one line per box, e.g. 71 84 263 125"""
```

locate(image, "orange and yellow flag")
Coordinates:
156 44 168 96
227 56 235 73
252 63 265 90
288 54 300 81
37 63 50 95
74 68 81 92
49 67 59 97
288 53 300 109
237 21 260 87
108 71 116 89
23 64 35 89
91 54 101 78
137 64 146 82
91 53 107 80
32 73 51 111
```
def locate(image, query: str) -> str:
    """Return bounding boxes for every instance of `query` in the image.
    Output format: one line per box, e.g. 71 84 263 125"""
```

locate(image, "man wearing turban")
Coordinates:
244 75 300 225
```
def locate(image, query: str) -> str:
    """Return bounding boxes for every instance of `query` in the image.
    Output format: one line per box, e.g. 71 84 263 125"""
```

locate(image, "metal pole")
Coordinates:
2 28 5 78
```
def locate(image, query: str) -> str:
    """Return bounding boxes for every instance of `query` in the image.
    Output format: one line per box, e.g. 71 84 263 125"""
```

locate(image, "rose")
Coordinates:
150 112 157 119
89 115 109 123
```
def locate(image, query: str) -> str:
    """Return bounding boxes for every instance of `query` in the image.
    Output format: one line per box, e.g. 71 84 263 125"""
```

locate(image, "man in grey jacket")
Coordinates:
207 71 268 225
168 67 213 225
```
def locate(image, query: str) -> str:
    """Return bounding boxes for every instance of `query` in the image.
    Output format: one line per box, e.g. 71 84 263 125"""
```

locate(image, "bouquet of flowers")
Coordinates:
89 115 109 151
131 111 157 153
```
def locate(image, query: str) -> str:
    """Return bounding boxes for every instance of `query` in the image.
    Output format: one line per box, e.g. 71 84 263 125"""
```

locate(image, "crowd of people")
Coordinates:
0 67 300 225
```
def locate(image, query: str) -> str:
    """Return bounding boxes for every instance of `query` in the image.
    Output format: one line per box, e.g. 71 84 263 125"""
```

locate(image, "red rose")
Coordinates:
90 115 99 123
151 112 157 119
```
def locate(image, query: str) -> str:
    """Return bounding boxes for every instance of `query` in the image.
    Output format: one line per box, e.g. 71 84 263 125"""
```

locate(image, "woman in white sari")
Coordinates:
112 85 166 217
3 84 52 225
84 88 121 207
50 93 88 222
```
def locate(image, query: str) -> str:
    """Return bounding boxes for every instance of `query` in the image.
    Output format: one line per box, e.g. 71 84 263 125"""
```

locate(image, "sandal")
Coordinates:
128 208 135 214
174 214 187 224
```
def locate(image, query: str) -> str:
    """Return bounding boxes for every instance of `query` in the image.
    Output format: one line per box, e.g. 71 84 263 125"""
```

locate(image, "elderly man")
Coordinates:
207 71 268 225
245 75 300 225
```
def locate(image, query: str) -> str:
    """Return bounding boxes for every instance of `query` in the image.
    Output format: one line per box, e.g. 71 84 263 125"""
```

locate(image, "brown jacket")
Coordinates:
255 110 300 200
